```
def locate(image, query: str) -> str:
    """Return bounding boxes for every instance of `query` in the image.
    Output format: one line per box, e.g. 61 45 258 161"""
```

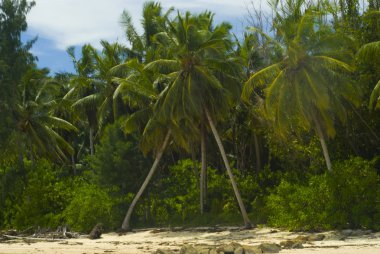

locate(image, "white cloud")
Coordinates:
27 0 268 50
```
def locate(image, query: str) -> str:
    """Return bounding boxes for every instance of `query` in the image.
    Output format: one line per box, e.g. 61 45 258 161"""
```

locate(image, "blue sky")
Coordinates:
25 0 270 74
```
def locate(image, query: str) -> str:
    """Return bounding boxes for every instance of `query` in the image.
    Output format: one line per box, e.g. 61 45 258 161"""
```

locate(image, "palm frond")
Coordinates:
369 79 380 110
313 55 354 72
144 59 180 74
242 63 282 102
72 93 101 110
113 77 157 99
47 116 78 132
357 41 380 62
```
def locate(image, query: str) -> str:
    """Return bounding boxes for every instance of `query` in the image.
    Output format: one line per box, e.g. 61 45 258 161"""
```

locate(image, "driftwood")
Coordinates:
3 234 68 242
0 227 84 243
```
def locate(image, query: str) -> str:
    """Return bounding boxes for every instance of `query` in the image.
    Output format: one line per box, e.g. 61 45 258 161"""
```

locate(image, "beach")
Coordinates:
1 227 380 253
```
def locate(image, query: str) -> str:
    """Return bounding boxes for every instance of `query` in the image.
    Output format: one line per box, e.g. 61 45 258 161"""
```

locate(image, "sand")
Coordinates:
1 227 380 253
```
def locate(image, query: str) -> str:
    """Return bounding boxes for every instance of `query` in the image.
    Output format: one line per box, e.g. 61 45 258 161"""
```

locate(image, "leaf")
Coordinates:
369 79 380 110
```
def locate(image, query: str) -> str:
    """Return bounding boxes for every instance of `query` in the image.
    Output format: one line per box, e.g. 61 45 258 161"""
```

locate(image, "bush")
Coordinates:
63 183 114 233
89 120 151 195
146 159 276 227
266 157 380 230
328 157 380 229
266 175 331 230
149 159 199 225
10 160 74 229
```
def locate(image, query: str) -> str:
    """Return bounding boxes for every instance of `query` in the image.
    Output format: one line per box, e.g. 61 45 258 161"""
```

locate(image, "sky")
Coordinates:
24 0 270 74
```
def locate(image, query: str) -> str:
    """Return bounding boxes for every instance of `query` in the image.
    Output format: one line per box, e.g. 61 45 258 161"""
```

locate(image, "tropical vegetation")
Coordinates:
1 0 380 233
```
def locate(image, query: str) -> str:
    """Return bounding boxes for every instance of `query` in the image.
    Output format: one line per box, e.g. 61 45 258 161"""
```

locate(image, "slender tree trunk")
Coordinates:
89 127 94 156
121 130 171 231
205 109 252 229
200 123 207 214
253 133 261 174
190 147 199 182
16 138 25 175
314 119 332 172
1 170 5 207
71 154 77 176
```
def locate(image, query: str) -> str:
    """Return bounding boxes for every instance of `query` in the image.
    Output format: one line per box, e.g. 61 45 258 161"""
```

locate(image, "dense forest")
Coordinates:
0 0 380 233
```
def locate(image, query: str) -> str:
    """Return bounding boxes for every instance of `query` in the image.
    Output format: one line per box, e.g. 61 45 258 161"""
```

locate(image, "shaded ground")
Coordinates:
1 227 380 253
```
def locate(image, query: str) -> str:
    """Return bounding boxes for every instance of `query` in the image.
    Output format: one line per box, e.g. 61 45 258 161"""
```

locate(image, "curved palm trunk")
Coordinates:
205 109 252 229
314 119 332 172
121 130 171 231
200 123 207 214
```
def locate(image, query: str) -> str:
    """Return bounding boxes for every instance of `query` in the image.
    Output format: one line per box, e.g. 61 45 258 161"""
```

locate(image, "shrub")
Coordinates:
63 183 113 233
328 157 380 229
11 160 74 229
266 175 331 230
147 159 276 226
150 159 199 225
266 157 380 230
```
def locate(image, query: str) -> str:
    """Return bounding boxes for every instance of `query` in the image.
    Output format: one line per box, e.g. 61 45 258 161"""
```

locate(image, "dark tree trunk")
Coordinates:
89 127 94 156
200 123 207 214
253 133 261 174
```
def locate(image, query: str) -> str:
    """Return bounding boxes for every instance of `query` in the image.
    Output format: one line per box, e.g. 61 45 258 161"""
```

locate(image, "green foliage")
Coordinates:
63 183 113 233
268 132 325 175
267 176 331 230
3 0 380 233
267 157 380 230
143 159 278 226
0 0 36 149
148 159 199 225
5 160 74 229
2 159 119 232
89 120 151 193
328 157 380 229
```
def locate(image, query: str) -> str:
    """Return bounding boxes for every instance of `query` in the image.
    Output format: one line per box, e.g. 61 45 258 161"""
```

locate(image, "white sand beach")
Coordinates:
1 227 380 254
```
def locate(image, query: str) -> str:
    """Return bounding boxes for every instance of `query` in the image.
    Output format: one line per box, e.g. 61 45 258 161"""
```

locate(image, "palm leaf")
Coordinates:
72 93 101 110
313 55 354 72
144 59 180 74
357 41 380 61
113 77 157 99
369 80 380 110
242 63 282 102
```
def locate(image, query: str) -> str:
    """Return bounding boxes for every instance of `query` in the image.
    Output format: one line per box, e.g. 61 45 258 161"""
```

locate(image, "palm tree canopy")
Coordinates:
15 68 77 161
358 40 380 110
146 11 241 145
243 5 361 138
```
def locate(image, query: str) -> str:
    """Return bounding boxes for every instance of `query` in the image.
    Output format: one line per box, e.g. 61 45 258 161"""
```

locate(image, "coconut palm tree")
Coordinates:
145 11 252 228
359 41 380 110
120 1 173 63
14 68 77 163
113 59 173 231
83 40 130 131
65 45 98 155
242 2 361 172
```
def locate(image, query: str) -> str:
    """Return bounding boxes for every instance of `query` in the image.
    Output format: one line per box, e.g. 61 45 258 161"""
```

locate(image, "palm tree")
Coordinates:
113 59 173 231
359 41 380 109
242 2 361 172
85 40 130 131
14 68 77 163
65 45 98 155
120 1 173 63
233 32 274 173
145 11 252 228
